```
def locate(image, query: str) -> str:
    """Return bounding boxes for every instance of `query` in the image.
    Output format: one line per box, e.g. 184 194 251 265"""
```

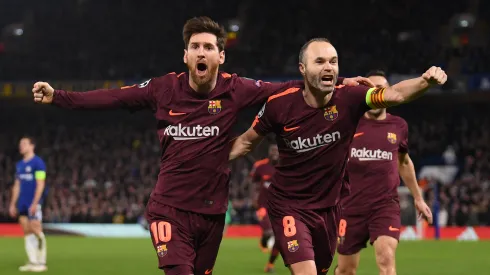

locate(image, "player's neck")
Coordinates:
188 76 217 94
23 152 35 161
364 111 387 120
302 86 333 108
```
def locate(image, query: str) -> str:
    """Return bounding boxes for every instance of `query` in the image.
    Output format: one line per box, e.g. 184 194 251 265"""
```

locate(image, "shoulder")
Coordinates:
34 156 46 167
387 114 408 128
151 72 185 86
266 85 302 105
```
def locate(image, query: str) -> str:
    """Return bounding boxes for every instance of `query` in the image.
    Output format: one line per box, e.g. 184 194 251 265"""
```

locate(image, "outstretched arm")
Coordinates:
368 66 447 108
229 128 264 161
32 79 156 110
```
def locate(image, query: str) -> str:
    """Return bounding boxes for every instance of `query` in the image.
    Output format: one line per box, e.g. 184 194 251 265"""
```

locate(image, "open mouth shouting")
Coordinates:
320 74 334 86
196 62 208 77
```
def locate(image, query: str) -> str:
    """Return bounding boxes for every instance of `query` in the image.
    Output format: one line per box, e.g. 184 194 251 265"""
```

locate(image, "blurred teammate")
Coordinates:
31 17 366 275
9 137 48 272
250 144 280 273
229 38 447 275
335 70 433 275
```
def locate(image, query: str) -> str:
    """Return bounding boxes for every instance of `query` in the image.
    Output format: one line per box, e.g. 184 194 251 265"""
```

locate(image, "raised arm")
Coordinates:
229 128 264 160
32 79 156 111
371 66 447 108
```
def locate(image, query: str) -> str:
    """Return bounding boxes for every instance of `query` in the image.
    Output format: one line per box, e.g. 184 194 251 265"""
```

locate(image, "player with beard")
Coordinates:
334 70 433 275
250 144 280 273
229 38 447 275
31 18 368 275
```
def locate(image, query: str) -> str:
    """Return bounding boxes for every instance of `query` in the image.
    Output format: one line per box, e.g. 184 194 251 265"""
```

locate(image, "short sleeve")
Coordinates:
399 120 409 153
251 102 275 136
234 77 302 109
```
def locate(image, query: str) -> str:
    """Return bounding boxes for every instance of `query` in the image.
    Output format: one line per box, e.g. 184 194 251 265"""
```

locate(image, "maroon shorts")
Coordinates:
145 199 225 275
337 200 401 255
256 207 273 232
268 202 341 274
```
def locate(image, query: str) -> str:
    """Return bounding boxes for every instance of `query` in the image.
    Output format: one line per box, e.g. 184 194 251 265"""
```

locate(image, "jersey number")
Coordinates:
150 221 172 243
283 216 297 237
338 219 347 237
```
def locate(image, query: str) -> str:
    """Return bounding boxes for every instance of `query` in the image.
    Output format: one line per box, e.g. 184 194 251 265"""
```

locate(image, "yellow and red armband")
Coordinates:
366 87 390 109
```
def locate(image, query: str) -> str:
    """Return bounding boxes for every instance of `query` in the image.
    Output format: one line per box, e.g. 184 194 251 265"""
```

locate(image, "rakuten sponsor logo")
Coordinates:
351 147 393 161
284 131 340 153
164 124 219 140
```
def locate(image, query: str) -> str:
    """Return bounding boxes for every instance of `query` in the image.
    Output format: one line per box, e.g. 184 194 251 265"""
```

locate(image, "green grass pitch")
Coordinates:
0 237 488 274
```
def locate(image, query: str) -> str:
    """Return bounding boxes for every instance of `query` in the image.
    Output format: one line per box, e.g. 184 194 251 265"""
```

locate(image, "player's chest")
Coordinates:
155 94 236 127
281 103 355 141
352 123 401 151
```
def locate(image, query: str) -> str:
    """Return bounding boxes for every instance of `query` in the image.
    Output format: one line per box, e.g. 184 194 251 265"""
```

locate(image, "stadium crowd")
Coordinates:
0 0 489 80
0 0 489 227
0 101 488 226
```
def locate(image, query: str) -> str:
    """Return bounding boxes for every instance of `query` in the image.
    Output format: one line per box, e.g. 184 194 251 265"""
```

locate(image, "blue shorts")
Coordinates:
17 203 43 221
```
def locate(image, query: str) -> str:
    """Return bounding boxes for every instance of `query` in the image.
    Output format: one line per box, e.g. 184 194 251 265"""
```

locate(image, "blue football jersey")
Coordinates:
15 155 47 207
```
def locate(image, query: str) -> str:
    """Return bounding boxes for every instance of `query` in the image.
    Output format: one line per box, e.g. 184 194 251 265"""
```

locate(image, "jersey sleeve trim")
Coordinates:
35 171 46 180
365 87 389 109
267 87 300 102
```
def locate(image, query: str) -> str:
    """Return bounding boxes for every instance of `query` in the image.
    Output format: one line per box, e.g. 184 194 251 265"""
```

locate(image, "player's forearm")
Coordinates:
385 77 430 106
10 180 20 206
399 159 423 201
229 130 264 161
31 180 45 205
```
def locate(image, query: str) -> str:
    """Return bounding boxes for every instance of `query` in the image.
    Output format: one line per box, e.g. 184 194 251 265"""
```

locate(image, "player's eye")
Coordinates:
205 45 213 50
330 60 337 64
191 44 199 49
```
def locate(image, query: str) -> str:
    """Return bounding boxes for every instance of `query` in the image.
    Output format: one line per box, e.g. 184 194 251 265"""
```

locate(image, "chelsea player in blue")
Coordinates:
9 136 48 272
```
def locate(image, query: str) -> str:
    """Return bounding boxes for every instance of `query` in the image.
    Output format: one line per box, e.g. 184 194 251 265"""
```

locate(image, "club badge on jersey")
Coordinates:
324 105 339 121
208 100 222 115
387 132 397 144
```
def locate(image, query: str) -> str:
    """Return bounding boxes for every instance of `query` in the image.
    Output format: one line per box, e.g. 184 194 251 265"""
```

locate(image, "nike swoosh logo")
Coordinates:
321 268 328 273
354 132 364 138
389 226 400 231
205 269 213 274
283 126 300 132
169 110 186 116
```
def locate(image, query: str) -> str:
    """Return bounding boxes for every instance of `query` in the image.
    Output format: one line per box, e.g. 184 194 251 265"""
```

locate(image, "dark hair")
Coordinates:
299 37 331 63
366 70 387 78
21 136 36 146
183 16 227 52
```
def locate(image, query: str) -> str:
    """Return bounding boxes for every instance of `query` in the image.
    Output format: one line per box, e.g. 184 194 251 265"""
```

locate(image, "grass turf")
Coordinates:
0 237 488 274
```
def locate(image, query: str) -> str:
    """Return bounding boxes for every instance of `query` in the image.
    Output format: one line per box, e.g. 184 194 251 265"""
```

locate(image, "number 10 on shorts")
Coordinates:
150 221 172 243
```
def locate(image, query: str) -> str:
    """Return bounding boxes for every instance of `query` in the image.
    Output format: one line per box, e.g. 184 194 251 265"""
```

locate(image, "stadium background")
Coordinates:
1 0 489 274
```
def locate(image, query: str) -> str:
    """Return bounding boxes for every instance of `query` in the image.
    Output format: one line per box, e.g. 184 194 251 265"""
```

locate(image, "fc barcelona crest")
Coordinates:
157 244 168 257
208 100 222 115
287 240 299 252
324 105 339 121
387 132 397 144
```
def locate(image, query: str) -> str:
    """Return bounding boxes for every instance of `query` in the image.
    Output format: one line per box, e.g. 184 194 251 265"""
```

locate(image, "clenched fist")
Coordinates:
32 82 55 104
422 66 447 86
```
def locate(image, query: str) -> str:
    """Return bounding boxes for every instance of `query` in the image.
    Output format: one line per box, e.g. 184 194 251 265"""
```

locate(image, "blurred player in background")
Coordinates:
229 38 447 275
250 144 280 273
335 70 433 275
9 137 48 272
31 16 368 275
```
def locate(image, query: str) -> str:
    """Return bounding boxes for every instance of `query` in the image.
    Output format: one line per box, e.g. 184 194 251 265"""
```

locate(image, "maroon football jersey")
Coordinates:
250 158 276 208
341 114 409 210
253 85 377 209
52 72 302 214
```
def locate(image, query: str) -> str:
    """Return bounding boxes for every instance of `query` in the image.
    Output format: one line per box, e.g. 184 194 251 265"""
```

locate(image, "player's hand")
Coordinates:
9 205 17 218
29 204 38 217
422 66 447 86
415 199 433 224
343 76 375 88
32 82 55 104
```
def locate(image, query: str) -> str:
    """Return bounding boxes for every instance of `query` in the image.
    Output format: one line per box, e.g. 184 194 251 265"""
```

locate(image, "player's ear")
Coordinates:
183 49 188 64
219 50 225 65
299 63 306 76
